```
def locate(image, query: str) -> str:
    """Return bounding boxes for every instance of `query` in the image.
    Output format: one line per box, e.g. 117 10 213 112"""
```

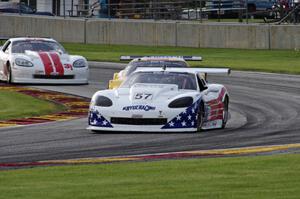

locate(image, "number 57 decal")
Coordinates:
134 93 153 100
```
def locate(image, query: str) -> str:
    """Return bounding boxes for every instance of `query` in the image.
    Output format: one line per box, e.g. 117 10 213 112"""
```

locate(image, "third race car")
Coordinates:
0 37 89 84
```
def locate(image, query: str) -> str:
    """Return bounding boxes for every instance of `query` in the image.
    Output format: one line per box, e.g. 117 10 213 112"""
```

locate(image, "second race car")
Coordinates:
108 55 202 89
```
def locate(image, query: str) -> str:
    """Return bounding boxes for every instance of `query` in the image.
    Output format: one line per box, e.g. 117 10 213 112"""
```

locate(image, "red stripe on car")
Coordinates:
210 109 224 116
49 52 64 75
38 52 53 75
210 103 224 110
207 114 223 121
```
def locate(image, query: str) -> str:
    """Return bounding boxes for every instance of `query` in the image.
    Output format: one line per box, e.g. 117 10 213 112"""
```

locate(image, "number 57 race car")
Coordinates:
0 37 89 84
88 67 230 133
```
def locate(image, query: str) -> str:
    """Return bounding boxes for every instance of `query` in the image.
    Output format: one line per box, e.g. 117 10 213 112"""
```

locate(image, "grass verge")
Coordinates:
64 43 300 74
0 154 299 199
0 90 64 120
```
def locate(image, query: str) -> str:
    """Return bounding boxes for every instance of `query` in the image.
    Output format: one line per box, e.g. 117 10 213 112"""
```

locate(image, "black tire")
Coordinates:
221 96 229 129
6 63 12 84
197 103 205 132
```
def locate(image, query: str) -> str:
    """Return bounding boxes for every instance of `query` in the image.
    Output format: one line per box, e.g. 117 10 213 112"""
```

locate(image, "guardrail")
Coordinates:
3 0 299 24
87 0 246 21
67 0 298 24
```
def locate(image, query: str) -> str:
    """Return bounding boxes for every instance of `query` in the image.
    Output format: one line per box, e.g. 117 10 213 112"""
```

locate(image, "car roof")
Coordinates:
9 37 56 43
134 68 198 76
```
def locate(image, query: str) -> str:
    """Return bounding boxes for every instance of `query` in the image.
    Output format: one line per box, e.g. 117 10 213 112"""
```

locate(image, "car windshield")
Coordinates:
125 61 188 76
11 40 66 54
121 71 197 90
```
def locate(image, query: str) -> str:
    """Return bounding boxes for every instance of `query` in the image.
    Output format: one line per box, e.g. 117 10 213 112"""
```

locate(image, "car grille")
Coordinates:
33 75 75 79
111 117 168 125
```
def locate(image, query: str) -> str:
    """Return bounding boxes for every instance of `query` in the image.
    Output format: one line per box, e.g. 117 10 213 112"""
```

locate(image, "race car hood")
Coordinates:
92 83 200 109
13 51 86 76
124 83 179 102
23 50 70 62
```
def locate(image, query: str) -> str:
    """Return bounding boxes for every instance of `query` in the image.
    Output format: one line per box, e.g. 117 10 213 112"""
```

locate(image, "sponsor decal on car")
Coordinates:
64 63 73 70
34 70 44 74
122 105 156 111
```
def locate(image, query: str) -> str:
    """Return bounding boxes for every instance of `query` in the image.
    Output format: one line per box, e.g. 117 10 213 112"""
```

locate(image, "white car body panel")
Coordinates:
88 68 229 132
0 37 89 84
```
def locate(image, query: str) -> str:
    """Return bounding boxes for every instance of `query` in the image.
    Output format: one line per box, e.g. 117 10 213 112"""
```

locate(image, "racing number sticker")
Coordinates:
134 93 153 100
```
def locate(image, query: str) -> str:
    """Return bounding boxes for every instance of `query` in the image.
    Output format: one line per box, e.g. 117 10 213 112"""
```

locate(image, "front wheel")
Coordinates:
221 97 229 129
6 63 12 84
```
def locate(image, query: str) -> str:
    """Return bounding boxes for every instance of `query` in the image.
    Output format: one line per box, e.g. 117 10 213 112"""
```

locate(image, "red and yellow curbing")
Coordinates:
1 143 300 169
0 83 90 128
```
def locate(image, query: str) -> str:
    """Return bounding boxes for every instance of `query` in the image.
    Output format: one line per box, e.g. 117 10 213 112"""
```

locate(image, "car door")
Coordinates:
0 40 11 80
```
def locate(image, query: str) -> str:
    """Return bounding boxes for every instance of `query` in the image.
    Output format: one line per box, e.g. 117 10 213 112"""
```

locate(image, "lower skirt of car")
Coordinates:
111 117 168 125
33 74 75 79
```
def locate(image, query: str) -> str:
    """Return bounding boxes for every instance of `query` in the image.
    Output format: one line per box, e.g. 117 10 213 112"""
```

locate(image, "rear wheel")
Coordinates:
197 103 205 132
221 96 229 129
6 63 12 84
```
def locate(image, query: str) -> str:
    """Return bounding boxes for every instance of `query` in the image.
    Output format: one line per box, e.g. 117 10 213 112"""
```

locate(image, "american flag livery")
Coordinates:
205 87 226 122
89 109 113 128
162 98 202 129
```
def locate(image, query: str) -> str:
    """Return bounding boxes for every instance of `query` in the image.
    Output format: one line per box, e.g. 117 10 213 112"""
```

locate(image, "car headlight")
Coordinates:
15 58 33 67
73 59 86 68
168 97 193 108
89 100 95 109
95 96 113 107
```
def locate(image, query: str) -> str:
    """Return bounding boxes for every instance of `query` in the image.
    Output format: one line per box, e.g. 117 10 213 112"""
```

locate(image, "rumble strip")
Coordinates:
1 143 300 169
0 83 89 128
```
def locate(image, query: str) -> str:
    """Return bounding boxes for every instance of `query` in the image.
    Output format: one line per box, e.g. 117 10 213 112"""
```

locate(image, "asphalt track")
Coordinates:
0 62 300 163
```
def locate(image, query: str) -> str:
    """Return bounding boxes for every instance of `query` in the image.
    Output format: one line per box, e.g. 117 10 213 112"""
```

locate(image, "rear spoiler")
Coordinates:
135 67 230 81
135 67 230 75
120 55 202 61
192 68 231 75
195 68 231 80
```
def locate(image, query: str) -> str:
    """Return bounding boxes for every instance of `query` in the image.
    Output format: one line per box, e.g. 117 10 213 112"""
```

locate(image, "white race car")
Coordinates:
0 37 89 84
88 67 230 132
